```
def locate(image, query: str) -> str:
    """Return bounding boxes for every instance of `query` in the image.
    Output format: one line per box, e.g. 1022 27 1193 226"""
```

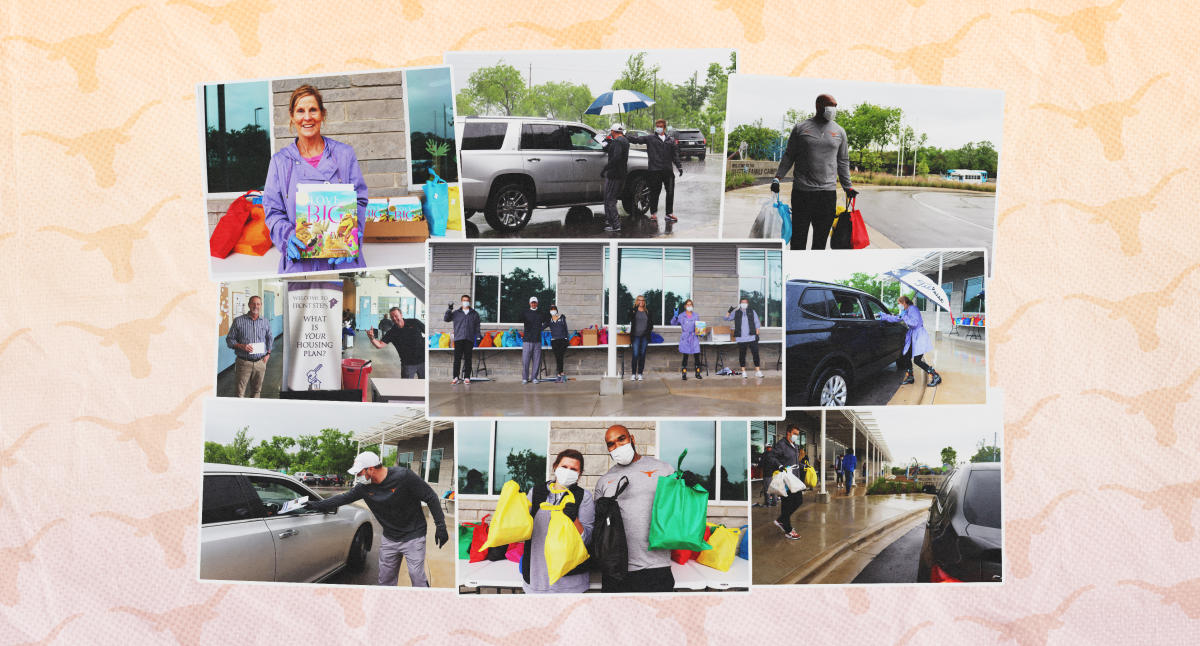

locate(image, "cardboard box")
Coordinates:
364 219 429 243
580 329 599 346
616 331 631 345
711 325 732 342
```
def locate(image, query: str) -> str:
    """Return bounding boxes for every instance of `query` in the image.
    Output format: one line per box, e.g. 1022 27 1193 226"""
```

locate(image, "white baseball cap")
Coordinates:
529 296 538 303
347 451 382 475
610 122 625 133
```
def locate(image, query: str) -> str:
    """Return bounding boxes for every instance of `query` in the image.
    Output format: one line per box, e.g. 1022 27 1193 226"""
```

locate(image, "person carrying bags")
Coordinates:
766 424 811 541
521 450 594 593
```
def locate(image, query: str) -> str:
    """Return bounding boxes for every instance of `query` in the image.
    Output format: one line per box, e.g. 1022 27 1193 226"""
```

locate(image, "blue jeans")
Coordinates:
630 336 649 374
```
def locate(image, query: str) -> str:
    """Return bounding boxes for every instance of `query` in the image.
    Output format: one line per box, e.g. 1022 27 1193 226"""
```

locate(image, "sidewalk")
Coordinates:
886 334 986 406
721 181 899 248
751 486 931 585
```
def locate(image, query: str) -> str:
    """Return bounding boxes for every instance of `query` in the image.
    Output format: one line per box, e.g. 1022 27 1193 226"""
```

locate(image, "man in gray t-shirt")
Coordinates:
593 424 676 592
771 93 858 251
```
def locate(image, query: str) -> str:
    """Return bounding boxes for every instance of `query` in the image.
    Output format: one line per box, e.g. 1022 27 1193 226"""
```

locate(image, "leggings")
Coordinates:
681 353 700 371
738 340 760 367
452 339 473 379
551 338 568 374
898 346 932 374
630 335 649 374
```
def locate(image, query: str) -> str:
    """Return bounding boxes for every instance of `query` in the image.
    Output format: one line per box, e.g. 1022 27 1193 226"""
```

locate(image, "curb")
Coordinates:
778 504 930 585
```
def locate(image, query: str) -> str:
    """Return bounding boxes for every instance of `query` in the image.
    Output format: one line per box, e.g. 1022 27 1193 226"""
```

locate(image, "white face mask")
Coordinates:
790 434 799 445
461 302 470 309
554 466 579 487
550 310 558 316
609 442 636 466
739 303 748 310
685 305 693 313
353 474 369 486
655 127 664 135
823 106 837 121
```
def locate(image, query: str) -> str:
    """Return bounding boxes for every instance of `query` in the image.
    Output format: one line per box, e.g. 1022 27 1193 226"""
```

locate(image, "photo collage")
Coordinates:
201 47 1002 593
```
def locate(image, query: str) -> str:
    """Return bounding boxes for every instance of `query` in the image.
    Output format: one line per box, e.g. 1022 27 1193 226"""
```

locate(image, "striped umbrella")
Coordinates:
584 89 656 116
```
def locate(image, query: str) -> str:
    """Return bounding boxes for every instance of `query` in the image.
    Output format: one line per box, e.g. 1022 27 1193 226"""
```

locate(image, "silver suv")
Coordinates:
455 116 652 233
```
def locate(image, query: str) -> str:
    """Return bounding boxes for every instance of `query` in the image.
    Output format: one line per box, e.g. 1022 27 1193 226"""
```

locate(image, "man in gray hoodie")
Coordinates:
444 294 481 384
771 94 858 250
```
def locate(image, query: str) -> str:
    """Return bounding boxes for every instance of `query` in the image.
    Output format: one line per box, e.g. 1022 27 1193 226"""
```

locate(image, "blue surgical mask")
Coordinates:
655 127 664 134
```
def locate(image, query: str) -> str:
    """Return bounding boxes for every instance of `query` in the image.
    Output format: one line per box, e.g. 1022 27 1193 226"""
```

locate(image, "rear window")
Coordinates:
677 130 703 139
203 475 254 524
461 121 507 151
799 287 833 318
963 469 1001 528
831 291 865 319
520 124 566 150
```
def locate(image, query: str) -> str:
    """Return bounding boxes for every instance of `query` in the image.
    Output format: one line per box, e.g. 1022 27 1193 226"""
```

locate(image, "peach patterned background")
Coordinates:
2 0 1199 643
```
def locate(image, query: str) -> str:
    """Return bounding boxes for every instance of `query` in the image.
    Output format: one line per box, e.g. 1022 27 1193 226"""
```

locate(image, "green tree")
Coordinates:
940 446 958 467
460 62 525 116
519 81 595 122
503 448 546 492
679 71 708 113
500 266 554 324
225 426 253 466
840 103 901 170
204 441 229 464
970 440 1000 463
311 428 358 474
727 120 779 160
612 52 660 131
251 436 295 471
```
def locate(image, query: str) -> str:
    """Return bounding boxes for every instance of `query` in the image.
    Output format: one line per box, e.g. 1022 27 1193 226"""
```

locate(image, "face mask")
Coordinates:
353 475 369 486
823 106 837 121
790 434 799 445
554 466 579 487
550 310 558 316
739 303 748 310
685 306 693 312
461 302 470 309
609 442 635 466
655 127 664 134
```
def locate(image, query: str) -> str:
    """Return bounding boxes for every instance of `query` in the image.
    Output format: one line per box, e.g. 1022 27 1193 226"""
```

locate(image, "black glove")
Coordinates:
677 167 684 177
846 188 859 200
727 306 735 313
447 302 454 310
770 178 780 193
302 501 321 512
434 525 449 548
680 471 703 489
562 502 579 518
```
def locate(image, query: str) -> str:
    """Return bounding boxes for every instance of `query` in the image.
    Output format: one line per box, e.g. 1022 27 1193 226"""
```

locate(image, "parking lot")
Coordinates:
467 155 723 239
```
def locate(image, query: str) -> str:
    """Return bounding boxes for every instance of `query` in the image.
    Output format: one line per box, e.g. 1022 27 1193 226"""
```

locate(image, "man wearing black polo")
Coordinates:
367 307 426 378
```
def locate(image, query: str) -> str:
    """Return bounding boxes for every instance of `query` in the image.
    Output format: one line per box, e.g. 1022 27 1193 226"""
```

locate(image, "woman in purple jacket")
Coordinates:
263 84 368 274
878 295 942 387
670 298 702 381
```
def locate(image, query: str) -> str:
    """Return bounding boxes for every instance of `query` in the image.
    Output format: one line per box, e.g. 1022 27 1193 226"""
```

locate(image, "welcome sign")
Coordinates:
283 281 343 391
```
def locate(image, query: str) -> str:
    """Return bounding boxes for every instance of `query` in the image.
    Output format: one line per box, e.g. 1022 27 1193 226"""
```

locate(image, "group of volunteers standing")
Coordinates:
600 119 685 233
443 295 573 384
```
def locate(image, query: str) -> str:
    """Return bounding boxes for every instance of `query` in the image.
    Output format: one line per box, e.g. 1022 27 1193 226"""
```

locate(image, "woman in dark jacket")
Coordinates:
548 304 570 383
628 294 655 381
765 424 810 541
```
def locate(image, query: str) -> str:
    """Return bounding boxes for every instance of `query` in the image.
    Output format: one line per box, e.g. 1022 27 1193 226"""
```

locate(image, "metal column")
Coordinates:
424 422 434 482
936 251 944 333
820 410 827 495
607 242 618 376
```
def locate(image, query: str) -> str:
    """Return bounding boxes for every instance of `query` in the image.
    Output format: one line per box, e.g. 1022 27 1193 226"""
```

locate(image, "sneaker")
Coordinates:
773 520 789 535
521 379 528 384
648 213 658 221
784 530 801 541
756 369 764 378
928 372 942 387
681 371 687 381
665 213 678 222
464 378 471 385
741 370 748 379
603 225 621 232
695 371 702 380
637 374 644 381
451 378 460 385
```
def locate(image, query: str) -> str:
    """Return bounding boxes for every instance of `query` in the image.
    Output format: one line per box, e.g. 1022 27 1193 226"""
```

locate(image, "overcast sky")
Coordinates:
205 399 421 445
445 48 734 98
868 395 1004 467
728 74 1004 150
784 248 936 283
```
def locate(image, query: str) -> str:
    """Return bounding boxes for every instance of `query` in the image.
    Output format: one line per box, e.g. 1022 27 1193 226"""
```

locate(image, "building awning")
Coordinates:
786 409 892 463
352 408 452 447
900 250 984 276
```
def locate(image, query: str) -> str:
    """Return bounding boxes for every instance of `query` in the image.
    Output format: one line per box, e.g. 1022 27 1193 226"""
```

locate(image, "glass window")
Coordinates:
941 281 953 308
461 121 507 151
618 247 692 326
799 288 832 318
963 276 985 313
492 422 548 494
245 476 317 516
719 422 748 501
203 81 271 194
457 421 491 495
864 298 889 321
736 249 782 327
473 247 557 324
203 475 255 524
914 293 928 311
660 421 717 501
404 67 458 186
422 447 443 483
519 124 566 150
963 469 1001 528
395 451 414 471
831 291 865 319
750 421 765 473
566 125 602 150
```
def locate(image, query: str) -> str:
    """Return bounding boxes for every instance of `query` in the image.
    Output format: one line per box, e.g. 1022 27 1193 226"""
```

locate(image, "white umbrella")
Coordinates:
884 269 952 316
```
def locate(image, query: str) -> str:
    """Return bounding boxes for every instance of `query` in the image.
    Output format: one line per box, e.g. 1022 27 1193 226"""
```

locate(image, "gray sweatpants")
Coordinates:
603 177 624 229
402 363 425 379
522 341 542 381
378 534 428 587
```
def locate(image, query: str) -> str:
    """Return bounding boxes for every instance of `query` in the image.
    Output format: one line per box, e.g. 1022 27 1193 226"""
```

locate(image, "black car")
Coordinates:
674 128 706 160
324 474 344 487
785 279 906 406
917 462 1002 583
301 474 321 486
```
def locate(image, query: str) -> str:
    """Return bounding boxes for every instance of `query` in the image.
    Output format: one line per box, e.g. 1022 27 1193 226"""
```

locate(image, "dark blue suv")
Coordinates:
786 279 906 406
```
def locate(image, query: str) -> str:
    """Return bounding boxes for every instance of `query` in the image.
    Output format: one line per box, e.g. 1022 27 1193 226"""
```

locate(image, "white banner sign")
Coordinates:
283 281 343 391
884 269 952 315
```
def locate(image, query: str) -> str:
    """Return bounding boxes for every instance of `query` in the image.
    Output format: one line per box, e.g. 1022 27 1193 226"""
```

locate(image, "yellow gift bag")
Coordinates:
696 523 742 572
804 465 818 489
477 480 533 552
447 185 464 232
542 488 590 585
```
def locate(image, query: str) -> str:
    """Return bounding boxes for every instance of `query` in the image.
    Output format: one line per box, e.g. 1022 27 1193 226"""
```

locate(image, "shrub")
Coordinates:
849 171 996 192
724 172 756 191
867 477 925 495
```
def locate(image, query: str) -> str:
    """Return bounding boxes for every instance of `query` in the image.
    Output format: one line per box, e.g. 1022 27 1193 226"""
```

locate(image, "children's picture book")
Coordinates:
366 197 390 223
295 183 360 258
385 196 424 222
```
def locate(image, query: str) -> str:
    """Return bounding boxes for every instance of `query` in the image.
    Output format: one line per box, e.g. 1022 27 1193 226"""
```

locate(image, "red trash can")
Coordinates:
341 358 373 402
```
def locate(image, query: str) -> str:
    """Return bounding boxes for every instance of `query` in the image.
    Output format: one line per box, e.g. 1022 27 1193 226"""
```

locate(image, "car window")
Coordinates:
863 298 890 321
963 469 1001 528
520 124 566 150
566 126 602 150
799 288 832 318
937 468 961 504
203 475 258 524
246 476 318 516
831 291 866 319
461 121 507 151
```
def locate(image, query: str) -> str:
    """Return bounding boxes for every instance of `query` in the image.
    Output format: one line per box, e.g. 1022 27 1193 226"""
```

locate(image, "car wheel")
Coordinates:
346 525 371 572
484 182 534 232
699 154 706 161
621 175 652 218
812 367 850 406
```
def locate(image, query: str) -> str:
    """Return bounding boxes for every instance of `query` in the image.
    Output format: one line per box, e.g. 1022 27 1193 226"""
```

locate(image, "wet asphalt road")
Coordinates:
467 155 722 239
850 524 924 584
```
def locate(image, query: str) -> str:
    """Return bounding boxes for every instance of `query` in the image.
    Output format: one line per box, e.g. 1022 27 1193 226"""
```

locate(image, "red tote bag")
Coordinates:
847 198 870 249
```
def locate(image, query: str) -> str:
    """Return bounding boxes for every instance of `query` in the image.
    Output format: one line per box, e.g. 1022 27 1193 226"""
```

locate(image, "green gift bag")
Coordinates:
648 449 712 552
458 523 474 560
